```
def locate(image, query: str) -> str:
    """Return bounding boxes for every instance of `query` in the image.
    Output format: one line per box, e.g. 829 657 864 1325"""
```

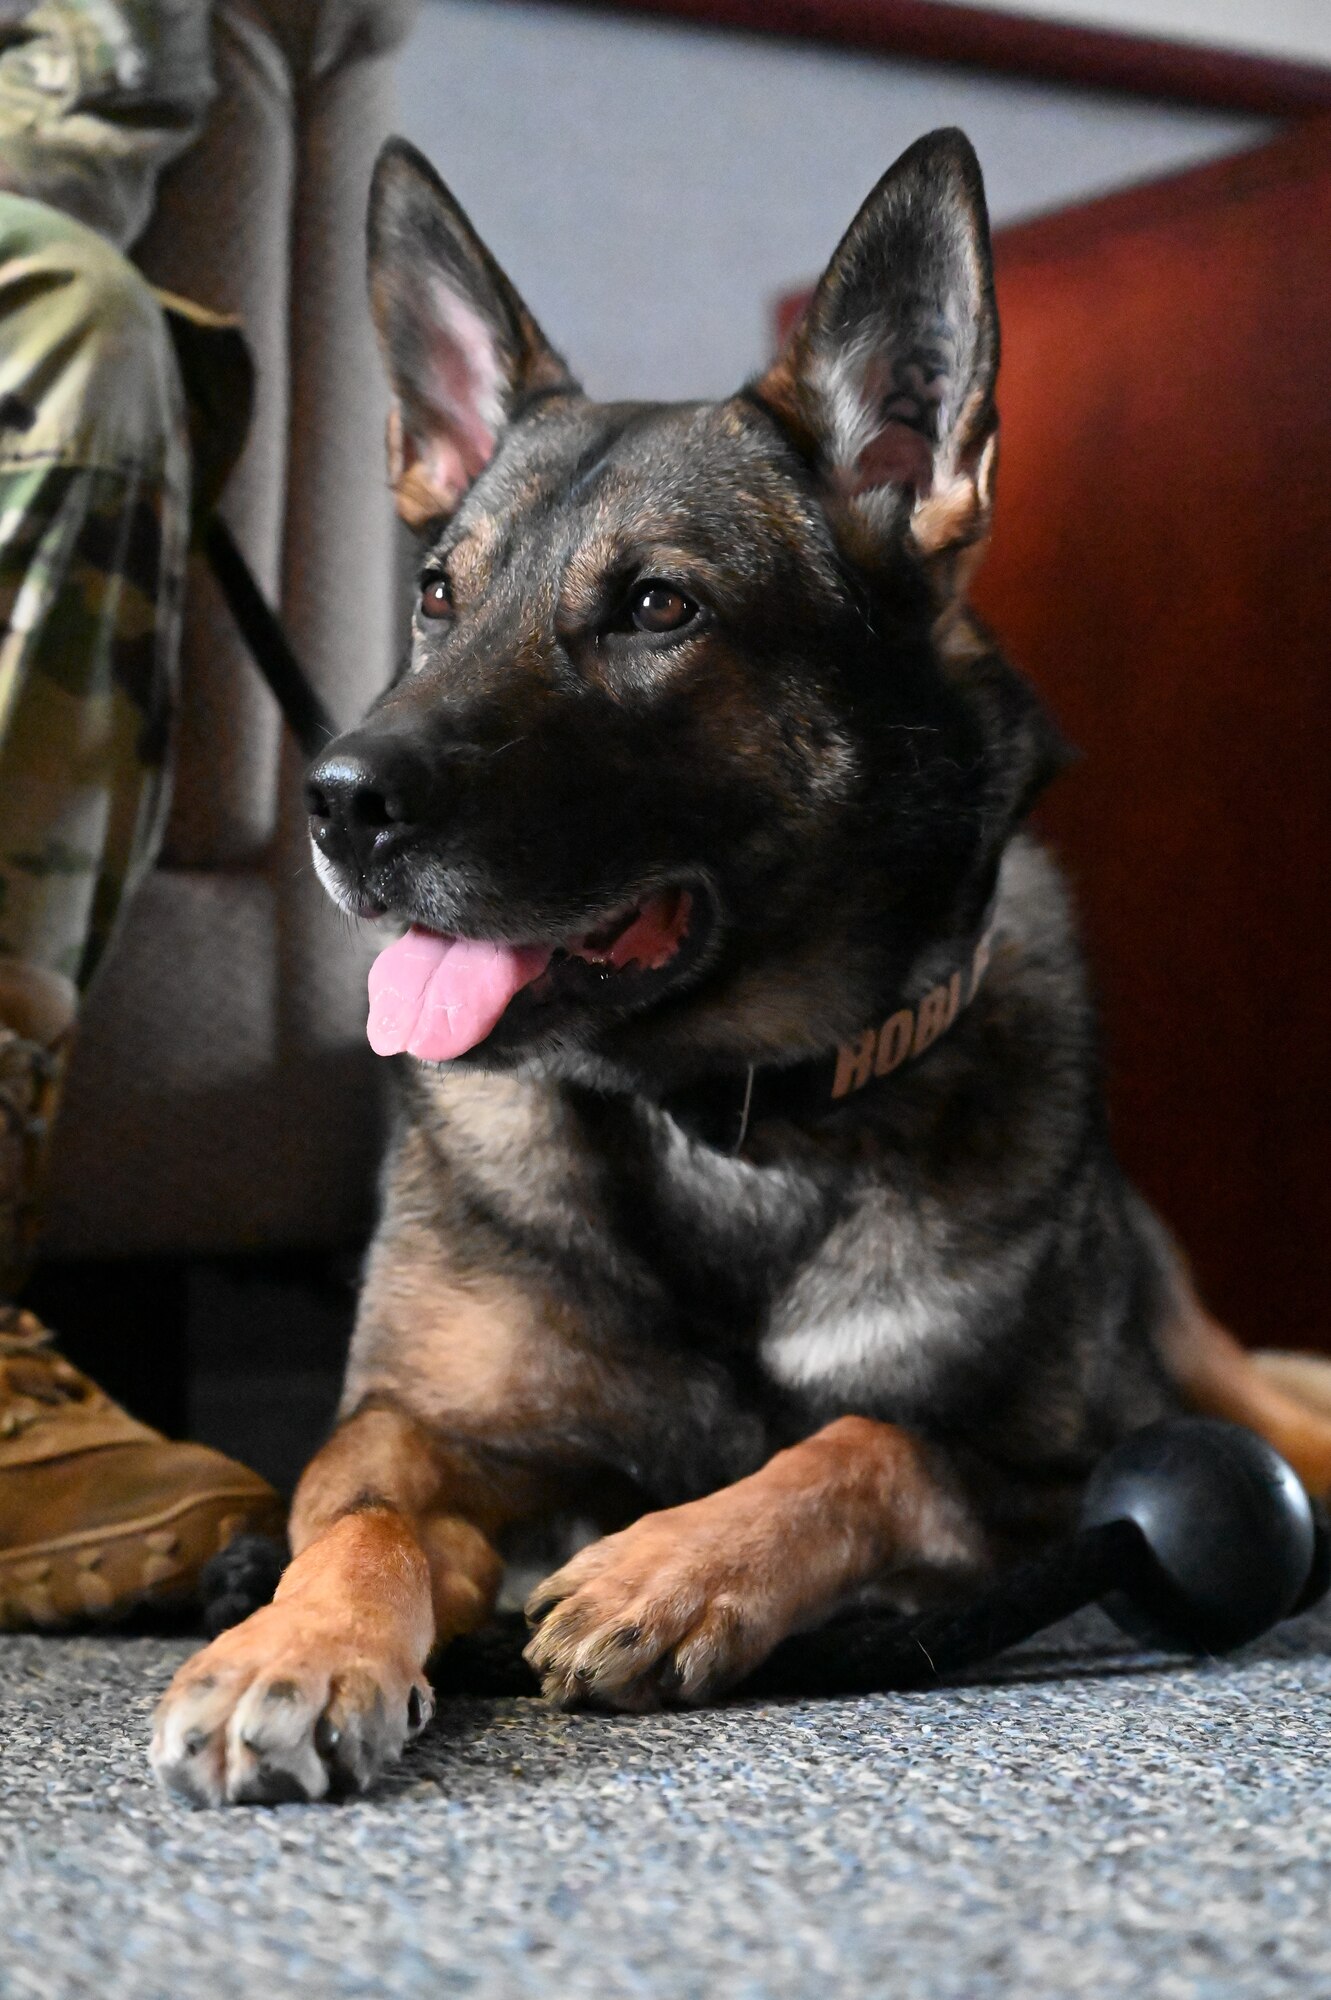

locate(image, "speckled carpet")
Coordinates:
3 1603 1329 2000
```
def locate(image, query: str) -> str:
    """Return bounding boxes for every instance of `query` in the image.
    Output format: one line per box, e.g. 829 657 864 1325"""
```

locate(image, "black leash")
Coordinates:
203 516 336 762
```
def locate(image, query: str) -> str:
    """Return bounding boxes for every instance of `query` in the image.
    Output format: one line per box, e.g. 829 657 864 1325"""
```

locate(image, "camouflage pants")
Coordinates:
0 191 188 998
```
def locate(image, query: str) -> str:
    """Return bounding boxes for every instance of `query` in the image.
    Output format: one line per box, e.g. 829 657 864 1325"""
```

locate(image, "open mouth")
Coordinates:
366 884 706 1062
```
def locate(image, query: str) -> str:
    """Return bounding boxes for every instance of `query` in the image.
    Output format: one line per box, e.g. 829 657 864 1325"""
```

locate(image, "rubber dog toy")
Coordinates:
748 1417 1324 1695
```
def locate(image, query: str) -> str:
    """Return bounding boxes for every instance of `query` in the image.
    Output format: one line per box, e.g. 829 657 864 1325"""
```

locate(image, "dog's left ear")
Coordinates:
754 129 998 566
368 138 579 528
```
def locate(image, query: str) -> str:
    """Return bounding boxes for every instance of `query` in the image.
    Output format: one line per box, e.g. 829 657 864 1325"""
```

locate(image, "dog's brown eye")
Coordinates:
420 577 452 620
631 582 697 634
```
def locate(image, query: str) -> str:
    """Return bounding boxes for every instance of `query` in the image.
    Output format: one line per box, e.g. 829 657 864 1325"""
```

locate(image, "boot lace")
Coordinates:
0 1305 96 1436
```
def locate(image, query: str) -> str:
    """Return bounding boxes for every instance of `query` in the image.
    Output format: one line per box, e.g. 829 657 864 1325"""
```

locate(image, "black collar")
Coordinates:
656 901 998 1156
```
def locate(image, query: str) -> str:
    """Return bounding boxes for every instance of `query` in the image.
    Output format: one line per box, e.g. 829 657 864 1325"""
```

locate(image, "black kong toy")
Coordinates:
745 1417 1325 1698
205 1420 1326 1698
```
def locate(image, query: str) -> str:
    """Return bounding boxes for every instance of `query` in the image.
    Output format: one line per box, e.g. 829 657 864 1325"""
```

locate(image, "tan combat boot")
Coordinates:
0 1307 284 1628
0 961 283 1629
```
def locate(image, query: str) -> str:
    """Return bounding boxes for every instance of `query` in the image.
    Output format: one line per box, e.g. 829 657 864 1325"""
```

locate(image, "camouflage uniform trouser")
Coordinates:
0 190 188 998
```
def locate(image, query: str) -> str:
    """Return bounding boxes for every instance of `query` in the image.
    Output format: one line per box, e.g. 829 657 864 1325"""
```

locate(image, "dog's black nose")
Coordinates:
306 739 429 877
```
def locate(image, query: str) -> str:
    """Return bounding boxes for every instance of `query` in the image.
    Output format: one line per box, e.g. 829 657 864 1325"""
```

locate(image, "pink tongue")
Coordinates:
367 927 552 1061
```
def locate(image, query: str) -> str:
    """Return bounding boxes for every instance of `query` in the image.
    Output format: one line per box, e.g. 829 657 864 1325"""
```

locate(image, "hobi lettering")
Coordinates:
831 929 994 1101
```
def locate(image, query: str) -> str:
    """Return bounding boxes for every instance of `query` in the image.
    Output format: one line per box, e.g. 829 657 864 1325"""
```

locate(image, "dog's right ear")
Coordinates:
368 139 578 529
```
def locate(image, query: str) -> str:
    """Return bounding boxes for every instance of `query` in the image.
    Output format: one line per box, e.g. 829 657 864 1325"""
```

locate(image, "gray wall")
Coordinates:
395 0 1266 402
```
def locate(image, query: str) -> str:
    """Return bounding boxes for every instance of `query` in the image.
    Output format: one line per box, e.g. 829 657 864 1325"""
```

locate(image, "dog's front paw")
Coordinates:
523 1507 778 1711
150 1599 434 1806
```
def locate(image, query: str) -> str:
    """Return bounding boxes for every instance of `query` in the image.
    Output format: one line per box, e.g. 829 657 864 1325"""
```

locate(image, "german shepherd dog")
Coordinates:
152 129 1331 1805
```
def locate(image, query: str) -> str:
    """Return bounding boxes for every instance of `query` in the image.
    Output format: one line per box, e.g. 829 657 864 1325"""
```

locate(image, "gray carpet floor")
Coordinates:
3 1604 1330 2000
